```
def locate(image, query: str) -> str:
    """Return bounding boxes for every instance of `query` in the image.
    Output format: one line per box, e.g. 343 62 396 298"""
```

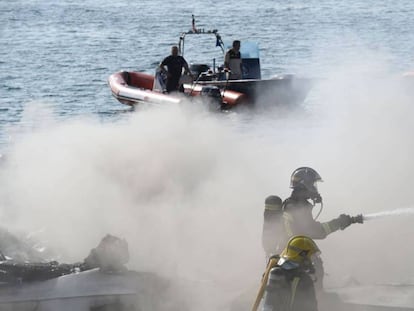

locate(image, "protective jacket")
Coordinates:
280 190 345 249
262 266 318 311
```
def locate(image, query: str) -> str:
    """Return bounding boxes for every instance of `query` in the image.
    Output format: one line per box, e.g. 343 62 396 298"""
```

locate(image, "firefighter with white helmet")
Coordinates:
261 167 362 257
260 167 363 290
282 167 363 249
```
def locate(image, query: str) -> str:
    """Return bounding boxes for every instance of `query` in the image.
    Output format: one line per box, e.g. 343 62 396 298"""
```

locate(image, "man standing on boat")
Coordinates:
159 46 192 93
224 40 243 80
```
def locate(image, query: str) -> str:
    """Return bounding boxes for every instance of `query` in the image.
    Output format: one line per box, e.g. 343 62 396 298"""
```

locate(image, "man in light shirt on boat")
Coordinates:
224 40 243 80
159 46 192 93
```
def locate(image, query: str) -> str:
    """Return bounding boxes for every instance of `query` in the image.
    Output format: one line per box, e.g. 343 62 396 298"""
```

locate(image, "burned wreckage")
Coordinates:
0 230 184 311
1 226 414 311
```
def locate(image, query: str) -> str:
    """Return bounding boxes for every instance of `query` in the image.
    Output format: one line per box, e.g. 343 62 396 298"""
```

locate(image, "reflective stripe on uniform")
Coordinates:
290 277 300 309
322 222 333 235
283 212 294 237
265 204 282 211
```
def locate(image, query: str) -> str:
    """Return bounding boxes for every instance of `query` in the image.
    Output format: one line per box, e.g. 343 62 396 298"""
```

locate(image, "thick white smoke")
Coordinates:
0 47 414 309
0 101 275 309
299 50 414 287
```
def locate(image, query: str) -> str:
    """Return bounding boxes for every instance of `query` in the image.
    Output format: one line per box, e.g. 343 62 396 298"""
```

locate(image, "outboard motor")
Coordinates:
200 85 222 109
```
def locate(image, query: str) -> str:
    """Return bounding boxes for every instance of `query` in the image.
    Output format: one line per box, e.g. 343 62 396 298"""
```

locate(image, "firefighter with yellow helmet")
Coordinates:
252 236 320 311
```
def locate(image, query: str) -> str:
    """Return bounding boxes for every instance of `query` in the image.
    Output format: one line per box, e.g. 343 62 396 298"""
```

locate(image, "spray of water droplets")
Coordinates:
363 207 414 221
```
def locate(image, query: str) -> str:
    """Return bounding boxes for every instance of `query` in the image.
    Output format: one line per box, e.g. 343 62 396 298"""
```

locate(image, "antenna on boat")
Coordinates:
192 14 197 33
178 16 225 57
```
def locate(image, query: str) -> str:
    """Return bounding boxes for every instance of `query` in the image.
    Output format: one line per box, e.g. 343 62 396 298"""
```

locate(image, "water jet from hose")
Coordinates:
363 207 414 221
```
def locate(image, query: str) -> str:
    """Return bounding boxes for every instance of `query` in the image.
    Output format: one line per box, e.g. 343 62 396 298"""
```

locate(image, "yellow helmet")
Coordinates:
279 236 320 266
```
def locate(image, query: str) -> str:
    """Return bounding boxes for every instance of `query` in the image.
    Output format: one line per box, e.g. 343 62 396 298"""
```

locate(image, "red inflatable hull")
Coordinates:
108 71 247 108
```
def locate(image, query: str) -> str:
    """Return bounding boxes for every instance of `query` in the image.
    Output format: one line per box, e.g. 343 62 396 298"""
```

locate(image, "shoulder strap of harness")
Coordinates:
281 197 292 211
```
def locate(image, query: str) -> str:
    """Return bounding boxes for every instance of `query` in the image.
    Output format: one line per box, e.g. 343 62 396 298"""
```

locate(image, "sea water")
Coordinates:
1 0 414 149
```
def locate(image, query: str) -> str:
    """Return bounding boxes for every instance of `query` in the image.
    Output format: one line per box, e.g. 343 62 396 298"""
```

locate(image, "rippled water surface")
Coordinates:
1 0 414 148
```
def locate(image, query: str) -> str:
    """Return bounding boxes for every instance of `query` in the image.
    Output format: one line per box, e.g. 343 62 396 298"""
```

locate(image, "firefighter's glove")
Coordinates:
338 214 353 230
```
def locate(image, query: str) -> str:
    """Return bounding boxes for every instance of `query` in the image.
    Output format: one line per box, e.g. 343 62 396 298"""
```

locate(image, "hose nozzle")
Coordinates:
351 214 364 224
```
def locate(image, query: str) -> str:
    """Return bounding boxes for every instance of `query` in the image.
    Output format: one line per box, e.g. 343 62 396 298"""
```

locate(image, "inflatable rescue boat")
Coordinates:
108 17 312 110
108 71 247 109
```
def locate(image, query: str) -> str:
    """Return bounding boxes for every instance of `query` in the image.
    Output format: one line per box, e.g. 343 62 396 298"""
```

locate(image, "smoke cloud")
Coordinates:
1 47 414 308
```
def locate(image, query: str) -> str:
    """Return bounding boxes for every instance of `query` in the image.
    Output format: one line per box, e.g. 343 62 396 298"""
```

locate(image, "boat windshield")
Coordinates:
182 37 260 71
177 24 262 79
224 40 261 79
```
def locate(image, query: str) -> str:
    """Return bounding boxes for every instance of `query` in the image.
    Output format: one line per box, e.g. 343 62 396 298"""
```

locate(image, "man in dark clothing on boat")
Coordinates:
159 46 192 93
